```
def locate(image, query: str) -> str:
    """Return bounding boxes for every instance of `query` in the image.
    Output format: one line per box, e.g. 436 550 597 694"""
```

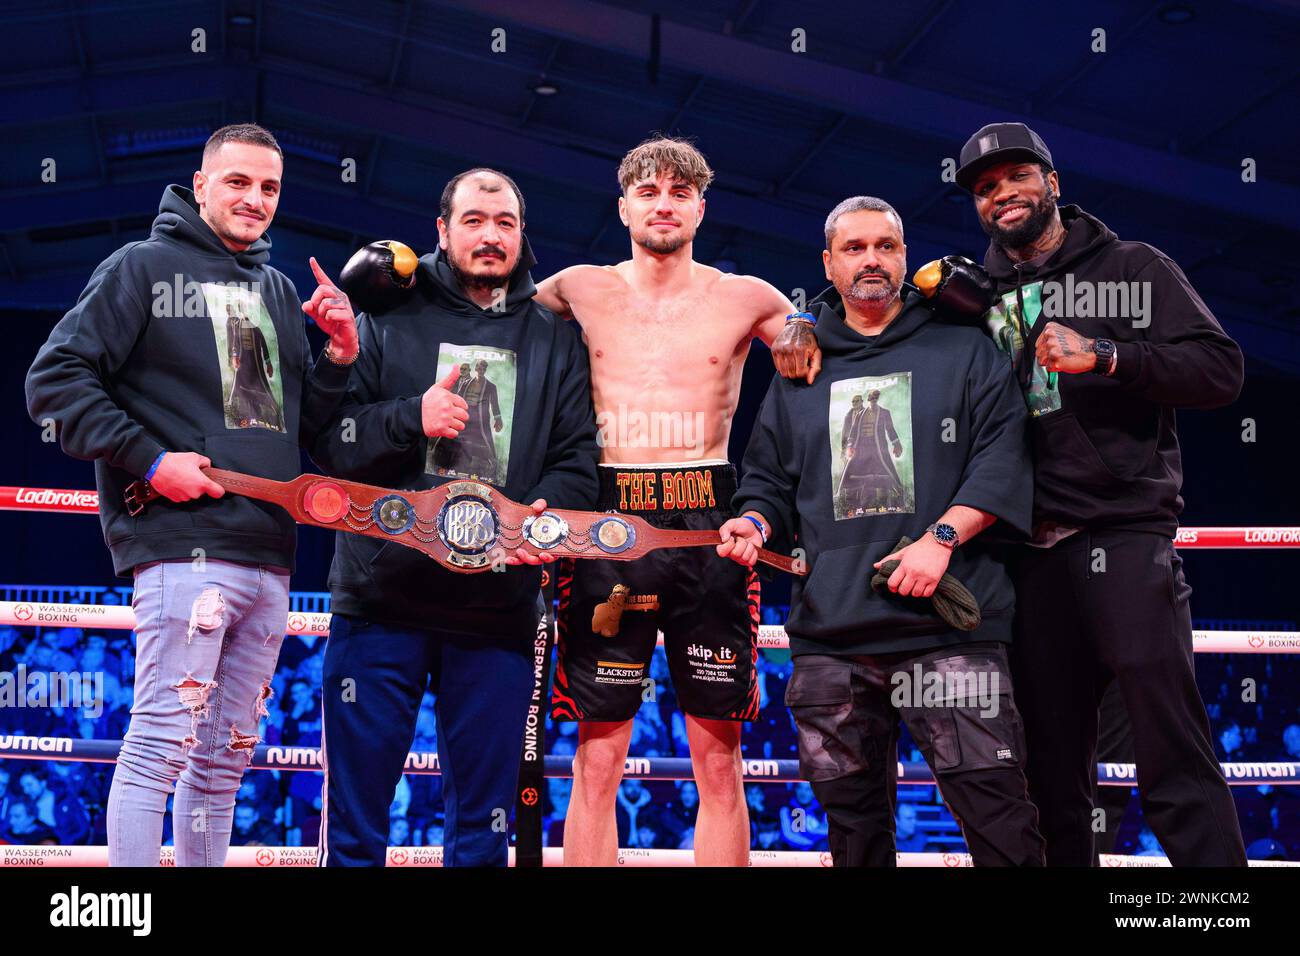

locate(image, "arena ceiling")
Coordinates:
1 0 1298 371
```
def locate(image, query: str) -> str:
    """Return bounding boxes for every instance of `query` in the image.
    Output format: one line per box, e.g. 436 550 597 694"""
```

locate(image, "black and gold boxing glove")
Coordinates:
339 240 419 314
912 255 994 323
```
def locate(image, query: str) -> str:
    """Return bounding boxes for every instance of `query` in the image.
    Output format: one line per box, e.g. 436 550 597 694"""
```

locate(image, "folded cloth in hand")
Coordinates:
869 535 982 631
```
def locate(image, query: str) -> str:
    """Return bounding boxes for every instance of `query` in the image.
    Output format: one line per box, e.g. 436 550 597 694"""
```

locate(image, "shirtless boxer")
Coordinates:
535 136 819 866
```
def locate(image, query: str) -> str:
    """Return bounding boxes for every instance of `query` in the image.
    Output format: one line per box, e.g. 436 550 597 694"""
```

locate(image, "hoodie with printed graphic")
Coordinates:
732 288 1032 658
980 204 1244 535
309 242 599 637
25 185 352 576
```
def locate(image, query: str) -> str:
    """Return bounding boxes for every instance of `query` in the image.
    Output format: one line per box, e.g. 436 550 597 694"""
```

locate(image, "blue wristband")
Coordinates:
786 311 817 326
742 514 768 544
145 451 166 482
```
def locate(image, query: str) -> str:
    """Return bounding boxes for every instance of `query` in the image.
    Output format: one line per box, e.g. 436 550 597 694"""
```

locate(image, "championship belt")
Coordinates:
124 469 806 575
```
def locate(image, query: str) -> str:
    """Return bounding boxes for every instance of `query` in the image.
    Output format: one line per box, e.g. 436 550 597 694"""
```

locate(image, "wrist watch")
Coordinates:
1091 338 1116 375
926 522 959 549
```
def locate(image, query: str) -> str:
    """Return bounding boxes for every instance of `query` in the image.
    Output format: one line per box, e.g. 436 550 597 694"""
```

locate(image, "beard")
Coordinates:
211 207 266 247
448 245 515 291
981 191 1057 250
838 268 900 308
631 221 694 255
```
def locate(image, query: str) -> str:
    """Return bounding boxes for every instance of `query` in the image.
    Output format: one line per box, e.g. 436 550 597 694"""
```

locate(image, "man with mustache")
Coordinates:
309 167 599 866
955 122 1246 865
716 196 1043 866
534 136 819 866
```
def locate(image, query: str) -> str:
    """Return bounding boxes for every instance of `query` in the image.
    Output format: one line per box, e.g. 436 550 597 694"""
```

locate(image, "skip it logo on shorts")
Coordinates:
686 644 737 664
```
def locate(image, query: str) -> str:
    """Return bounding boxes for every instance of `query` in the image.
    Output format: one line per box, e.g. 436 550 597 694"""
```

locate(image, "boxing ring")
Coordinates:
3 485 1298 866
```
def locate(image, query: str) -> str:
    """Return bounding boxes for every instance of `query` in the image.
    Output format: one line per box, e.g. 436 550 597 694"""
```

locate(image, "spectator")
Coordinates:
231 803 276 846
780 781 828 850
677 825 695 851
544 777 572 848
279 679 322 747
4 799 57 845
18 768 89 844
1283 724 1300 761
755 817 782 850
412 702 438 752
296 653 325 695
661 780 698 841
0 627 21 673
629 699 670 754
78 637 110 680
895 802 927 853
0 763 14 824
616 779 654 846
1217 721 1246 761
424 822 445 848
632 823 659 849
236 775 281 823
389 816 411 848
290 791 324 848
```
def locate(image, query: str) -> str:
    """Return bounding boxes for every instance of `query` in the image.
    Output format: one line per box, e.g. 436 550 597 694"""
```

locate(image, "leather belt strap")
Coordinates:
126 470 805 576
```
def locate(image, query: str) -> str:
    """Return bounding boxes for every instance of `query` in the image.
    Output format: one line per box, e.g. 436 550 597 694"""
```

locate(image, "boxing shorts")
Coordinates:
551 462 760 723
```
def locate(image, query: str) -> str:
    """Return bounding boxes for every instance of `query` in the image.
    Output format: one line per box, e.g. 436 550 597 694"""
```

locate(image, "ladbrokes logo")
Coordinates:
14 488 98 509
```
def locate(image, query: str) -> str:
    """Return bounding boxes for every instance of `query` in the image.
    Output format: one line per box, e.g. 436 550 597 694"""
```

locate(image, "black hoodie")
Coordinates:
981 205 1244 535
309 242 599 638
732 289 1032 657
25 185 352 575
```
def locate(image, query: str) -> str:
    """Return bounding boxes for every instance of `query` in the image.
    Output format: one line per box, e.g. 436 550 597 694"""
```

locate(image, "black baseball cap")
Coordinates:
956 122 1054 193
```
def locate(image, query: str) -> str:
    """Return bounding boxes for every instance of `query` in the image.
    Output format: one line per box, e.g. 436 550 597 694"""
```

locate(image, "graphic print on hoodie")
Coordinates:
426 342 517 485
204 283 287 432
984 282 1061 417
829 372 914 519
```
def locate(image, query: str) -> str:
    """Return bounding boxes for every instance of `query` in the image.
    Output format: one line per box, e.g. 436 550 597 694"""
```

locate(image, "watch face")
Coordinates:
933 523 957 544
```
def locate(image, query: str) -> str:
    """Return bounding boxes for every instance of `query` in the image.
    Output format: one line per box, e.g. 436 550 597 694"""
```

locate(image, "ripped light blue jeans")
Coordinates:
107 558 288 866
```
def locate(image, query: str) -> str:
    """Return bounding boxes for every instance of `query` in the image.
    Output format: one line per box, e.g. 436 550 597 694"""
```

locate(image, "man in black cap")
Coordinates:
954 122 1247 866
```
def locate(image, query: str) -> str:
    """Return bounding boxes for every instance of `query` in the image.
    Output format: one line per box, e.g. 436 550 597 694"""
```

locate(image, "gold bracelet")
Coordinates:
325 343 359 366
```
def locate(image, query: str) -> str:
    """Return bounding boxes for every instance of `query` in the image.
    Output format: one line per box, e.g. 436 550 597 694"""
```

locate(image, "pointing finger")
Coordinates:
309 256 334 288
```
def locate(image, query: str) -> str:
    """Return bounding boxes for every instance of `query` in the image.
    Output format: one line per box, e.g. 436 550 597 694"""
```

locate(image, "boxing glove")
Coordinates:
912 255 994 323
339 240 419 314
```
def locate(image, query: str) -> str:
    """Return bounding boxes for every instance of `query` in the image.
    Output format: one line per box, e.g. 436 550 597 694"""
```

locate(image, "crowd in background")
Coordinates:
2 610 1298 859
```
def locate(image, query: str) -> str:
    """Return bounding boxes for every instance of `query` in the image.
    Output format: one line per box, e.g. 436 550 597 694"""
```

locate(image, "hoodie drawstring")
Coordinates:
1012 262 1034 389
